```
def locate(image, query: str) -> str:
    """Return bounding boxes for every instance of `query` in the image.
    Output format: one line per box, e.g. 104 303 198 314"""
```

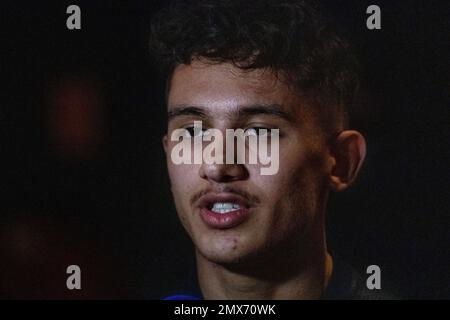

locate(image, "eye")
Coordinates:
245 127 271 137
183 126 209 137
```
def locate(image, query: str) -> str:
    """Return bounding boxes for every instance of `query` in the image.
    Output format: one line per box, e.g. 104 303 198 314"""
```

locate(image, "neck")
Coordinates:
196 222 333 300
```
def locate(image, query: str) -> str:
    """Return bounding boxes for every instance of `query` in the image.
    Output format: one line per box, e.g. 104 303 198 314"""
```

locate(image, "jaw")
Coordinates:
194 208 329 279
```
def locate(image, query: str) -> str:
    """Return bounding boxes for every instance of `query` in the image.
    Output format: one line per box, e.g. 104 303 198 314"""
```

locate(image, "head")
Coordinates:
150 0 366 268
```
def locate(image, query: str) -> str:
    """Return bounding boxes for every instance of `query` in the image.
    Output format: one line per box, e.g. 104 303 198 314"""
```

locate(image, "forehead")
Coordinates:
167 60 306 117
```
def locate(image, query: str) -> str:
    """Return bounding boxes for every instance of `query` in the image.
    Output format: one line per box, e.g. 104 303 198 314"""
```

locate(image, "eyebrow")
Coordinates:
167 104 292 122
167 106 207 121
236 104 292 122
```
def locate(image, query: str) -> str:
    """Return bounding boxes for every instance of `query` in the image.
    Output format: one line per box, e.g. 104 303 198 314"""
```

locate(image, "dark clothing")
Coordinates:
164 255 398 300
321 256 397 299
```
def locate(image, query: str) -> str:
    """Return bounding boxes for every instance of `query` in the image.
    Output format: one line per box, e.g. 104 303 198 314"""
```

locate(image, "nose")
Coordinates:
199 162 248 183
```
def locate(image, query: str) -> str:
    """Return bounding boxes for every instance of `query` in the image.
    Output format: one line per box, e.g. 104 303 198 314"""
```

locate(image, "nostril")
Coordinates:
200 163 249 182
221 174 240 182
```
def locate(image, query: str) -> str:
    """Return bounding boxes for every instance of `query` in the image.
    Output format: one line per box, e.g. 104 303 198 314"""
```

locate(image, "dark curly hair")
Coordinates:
149 0 359 130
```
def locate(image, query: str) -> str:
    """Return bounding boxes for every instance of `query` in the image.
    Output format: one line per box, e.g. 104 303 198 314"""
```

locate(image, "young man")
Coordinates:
150 0 393 299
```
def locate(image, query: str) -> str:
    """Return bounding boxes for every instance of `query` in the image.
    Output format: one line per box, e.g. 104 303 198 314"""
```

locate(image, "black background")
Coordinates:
1 0 448 299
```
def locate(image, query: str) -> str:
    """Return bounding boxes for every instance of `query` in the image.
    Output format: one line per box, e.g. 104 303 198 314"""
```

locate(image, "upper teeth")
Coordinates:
211 202 240 214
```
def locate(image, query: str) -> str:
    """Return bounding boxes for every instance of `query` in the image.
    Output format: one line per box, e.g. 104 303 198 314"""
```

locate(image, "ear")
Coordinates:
162 134 169 155
329 130 367 192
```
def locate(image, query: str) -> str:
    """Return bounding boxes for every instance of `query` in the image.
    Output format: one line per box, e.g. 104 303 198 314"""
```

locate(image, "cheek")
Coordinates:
167 164 200 233
252 151 325 224
249 143 310 189
279 153 329 229
167 163 200 206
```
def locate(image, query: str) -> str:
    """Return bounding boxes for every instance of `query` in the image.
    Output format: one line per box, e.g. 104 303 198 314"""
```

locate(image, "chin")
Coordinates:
195 232 261 266
201 251 244 265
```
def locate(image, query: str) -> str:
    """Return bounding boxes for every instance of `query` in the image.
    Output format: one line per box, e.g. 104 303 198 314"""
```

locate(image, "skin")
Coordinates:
163 60 366 299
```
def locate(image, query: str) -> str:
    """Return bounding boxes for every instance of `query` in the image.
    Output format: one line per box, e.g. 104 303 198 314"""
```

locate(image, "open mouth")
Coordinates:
208 202 242 214
197 193 252 229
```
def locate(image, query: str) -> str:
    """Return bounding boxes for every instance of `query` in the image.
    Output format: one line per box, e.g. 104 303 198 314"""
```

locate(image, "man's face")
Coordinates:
164 61 333 266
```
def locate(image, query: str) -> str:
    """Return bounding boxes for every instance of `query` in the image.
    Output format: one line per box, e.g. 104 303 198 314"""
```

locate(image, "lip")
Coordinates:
197 193 251 229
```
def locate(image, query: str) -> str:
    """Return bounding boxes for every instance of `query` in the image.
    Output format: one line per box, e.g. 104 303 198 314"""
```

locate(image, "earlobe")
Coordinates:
162 134 169 154
329 130 367 192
